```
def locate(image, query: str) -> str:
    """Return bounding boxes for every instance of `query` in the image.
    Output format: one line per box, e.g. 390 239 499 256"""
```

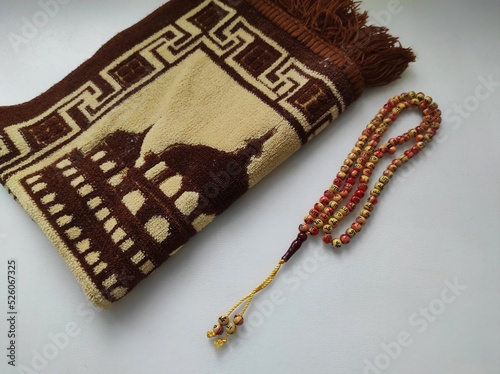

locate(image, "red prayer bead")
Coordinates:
314 203 324 211
351 222 362 232
358 183 368 191
319 213 329 222
350 195 361 204
320 196 330 205
339 234 351 244
333 178 343 186
308 226 319 236
392 159 402 167
323 190 334 199
322 234 333 244
356 216 366 225
360 151 371 159
323 207 334 216
346 202 357 211
346 177 356 185
304 215 314 224
309 209 319 218
416 125 426 134
355 190 365 198
299 224 309 233
339 189 349 198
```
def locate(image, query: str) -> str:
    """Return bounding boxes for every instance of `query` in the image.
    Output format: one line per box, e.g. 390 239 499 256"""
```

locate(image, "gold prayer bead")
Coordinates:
329 201 339 210
360 175 370 184
331 238 342 248
344 158 354 167
233 314 244 326
323 225 333 234
399 155 409 164
379 176 390 184
332 194 342 202
218 315 230 326
388 164 398 173
360 209 371 218
333 211 344 221
313 219 324 228
330 185 340 192
212 323 224 336
226 323 237 334
328 218 339 227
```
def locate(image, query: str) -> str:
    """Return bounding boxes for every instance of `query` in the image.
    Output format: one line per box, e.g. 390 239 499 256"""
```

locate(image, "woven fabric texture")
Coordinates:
0 0 414 306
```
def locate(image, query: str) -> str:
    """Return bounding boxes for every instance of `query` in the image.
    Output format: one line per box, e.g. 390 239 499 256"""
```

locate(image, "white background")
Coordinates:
0 1 499 373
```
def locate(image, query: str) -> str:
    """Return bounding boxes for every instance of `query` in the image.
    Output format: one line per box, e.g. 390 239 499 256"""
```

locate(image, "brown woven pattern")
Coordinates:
0 0 410 307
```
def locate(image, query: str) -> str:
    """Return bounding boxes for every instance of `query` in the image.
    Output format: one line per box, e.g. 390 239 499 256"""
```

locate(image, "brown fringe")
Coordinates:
247 0 416 87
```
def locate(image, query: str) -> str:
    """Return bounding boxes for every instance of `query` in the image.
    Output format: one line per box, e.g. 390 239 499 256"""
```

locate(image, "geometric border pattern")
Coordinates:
0 0 344 180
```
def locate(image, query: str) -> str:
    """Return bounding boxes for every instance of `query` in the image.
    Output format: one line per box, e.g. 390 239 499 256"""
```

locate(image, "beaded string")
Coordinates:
207 91 442 347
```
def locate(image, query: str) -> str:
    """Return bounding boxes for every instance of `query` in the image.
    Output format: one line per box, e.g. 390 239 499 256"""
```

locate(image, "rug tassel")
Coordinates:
206 260 284 348
270 0 416 86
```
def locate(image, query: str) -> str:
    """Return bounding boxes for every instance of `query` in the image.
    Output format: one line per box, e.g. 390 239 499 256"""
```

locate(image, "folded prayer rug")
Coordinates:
0 0 415 307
